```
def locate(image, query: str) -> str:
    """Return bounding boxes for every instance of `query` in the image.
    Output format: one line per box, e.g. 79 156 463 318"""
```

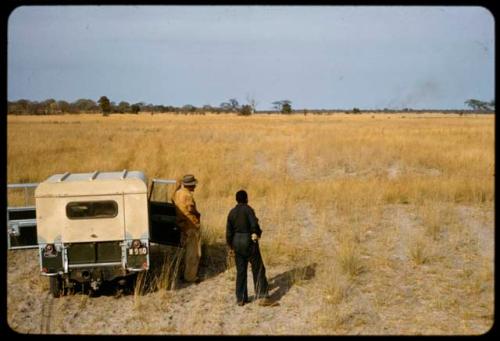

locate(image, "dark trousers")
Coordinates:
234 242 269 302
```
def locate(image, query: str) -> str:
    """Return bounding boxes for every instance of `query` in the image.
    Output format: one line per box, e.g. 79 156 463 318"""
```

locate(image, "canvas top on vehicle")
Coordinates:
35 170 147 198
35 170 149 243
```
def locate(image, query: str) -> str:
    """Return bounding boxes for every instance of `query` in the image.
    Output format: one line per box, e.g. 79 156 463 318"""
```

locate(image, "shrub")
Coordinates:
239 105 253 116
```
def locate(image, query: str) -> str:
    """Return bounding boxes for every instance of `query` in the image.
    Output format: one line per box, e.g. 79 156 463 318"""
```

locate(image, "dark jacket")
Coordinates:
226 203 262 256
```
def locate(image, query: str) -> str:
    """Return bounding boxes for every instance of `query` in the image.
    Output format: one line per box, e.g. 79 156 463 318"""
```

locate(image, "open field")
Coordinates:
7 112 494 334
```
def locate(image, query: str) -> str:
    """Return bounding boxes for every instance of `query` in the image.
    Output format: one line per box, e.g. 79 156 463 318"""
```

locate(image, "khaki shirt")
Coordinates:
172 186 201 231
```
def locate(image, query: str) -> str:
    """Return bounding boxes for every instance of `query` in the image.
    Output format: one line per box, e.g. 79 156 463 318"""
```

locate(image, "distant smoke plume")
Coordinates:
386 80 441 109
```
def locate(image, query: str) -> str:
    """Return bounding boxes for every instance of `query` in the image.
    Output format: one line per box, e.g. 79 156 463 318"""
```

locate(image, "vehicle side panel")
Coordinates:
124 193 149 239
36 197 65 244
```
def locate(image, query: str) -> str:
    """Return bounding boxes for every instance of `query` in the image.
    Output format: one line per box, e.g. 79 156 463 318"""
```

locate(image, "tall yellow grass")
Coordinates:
7 113 493 208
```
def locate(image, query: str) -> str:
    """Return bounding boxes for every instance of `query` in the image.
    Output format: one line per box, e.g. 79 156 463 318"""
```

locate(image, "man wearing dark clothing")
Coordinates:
226 190 273 306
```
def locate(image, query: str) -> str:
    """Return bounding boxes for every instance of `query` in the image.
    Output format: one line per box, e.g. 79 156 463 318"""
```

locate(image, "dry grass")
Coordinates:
408 236 431 265
7 112 494 335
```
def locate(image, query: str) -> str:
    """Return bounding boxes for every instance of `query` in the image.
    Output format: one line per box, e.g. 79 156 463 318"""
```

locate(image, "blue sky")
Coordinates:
7 6 495 110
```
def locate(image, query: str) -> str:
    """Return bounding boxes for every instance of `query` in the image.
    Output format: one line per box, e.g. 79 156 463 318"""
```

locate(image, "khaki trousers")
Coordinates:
181 228 201 282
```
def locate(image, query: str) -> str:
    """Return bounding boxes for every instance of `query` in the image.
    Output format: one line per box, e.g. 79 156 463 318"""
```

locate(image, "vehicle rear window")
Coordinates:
66 201 118 219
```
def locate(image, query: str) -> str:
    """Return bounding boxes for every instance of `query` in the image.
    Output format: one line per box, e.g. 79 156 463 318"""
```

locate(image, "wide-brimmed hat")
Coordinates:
182 174 198 186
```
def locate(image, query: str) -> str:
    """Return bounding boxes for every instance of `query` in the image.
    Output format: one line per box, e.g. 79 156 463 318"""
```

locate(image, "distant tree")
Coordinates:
153 105 167 113
74 98 98 113
98 96 111 115
117 101 130 113
228 98 240 111
464 99 480 110
352 107 361 114
110 101 120 113
17 99 30 113
58 100 71 113
133 102 145 111
142 103 154 113
281 101 292 114
42 99 56 114
272 100 292 113
130 104 140 114
239 104 253 116
272 101 283 111
465 99 493 111
49 101 59 114
67 102 80 114
7 99 30 114
33 101 49 115
7 101 17 115
202 104 214 112
219 99 240 112
220 102 232 112
182 104 197 113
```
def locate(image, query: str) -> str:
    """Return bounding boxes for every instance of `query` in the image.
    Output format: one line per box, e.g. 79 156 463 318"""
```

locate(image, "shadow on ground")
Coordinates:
267 263 317 303
199 241 230 280
141 241 230 292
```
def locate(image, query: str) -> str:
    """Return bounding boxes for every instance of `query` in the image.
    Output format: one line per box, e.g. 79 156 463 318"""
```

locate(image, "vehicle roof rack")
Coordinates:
90 170 99 181
58 172 70 182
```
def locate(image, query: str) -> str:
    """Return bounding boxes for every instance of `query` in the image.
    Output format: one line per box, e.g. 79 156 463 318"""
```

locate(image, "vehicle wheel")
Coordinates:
49 276 62 298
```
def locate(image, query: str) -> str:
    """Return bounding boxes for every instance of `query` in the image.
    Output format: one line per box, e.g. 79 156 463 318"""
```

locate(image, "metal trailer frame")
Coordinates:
7 183 39 250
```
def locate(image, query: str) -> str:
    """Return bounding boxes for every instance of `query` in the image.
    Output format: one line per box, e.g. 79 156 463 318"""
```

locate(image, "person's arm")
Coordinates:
248 207 262 238
226 213 234 248
191 199 201 220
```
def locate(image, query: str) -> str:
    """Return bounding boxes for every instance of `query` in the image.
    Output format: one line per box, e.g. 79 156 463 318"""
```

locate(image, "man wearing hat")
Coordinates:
172 174 202 283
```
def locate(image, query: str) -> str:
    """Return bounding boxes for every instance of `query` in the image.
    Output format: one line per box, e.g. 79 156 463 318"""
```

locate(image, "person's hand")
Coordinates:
251 233 259 242
228 248 235 256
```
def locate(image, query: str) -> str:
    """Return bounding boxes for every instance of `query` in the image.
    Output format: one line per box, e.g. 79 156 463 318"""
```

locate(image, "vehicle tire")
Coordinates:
49 276 62 298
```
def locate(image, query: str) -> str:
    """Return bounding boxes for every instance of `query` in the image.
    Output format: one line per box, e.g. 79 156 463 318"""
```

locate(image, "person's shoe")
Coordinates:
183 276 199 283
237 301 245 306
258 297 274 306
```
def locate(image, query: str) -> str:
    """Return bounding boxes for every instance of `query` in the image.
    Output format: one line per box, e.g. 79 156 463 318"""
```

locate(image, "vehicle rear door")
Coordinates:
148 179 181 247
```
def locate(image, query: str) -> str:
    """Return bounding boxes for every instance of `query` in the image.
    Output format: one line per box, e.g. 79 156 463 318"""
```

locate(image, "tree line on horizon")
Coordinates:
6 97 288 116
7 97 494 116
